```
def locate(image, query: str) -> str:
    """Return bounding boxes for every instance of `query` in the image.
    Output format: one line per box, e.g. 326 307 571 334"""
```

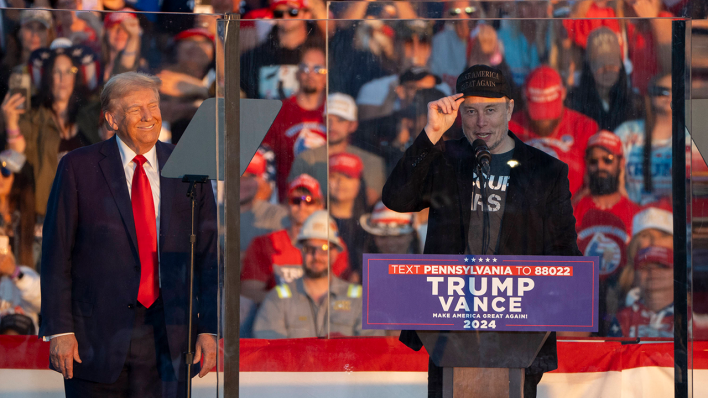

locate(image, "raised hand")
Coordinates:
424 93 464 144
122 17 142 38
2 92 26 131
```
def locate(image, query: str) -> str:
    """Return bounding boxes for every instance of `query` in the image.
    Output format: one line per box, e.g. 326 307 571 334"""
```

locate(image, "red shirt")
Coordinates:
241 229 350 290
509 108 598 196
613 301 673 338
262 96 326 201
574 195 641 237
561 4 672 94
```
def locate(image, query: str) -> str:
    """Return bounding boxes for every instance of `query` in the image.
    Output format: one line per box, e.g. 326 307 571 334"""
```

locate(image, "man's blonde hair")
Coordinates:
101 72 161 114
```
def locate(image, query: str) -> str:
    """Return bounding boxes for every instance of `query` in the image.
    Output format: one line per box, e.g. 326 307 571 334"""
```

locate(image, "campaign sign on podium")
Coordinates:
362 254 599 332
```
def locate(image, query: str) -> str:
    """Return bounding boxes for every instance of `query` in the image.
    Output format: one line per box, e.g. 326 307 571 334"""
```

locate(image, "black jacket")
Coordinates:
382 130 582 373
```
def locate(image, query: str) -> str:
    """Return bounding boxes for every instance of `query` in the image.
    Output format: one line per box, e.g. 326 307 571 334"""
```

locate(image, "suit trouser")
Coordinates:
64 297 185 398
427 358 544 398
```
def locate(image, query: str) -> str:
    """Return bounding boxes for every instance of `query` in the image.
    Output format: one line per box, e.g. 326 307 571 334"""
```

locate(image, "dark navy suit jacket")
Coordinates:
39 136 218 384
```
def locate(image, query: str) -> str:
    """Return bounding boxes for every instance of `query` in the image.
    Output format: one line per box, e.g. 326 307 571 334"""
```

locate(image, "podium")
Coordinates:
417 330 550 398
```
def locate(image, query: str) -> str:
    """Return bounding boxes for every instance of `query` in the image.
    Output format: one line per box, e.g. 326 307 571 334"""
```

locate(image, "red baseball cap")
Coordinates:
103 10 137 30
270 0 307 10
524 66 564 121
587 130 623 157
634 246 673 269
174 28 214 43
329 153 363 179
287 174 323 200
244 151 266 177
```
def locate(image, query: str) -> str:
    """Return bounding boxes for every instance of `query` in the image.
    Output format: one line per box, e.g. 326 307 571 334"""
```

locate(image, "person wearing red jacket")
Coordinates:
509 66 598 197
241 174 349 304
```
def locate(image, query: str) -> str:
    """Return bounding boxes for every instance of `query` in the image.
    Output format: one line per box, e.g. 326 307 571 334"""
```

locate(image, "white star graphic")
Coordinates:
485 258 490 262
493 258 497 262
471 257 475 262
464 257 469 262
478 258 484 262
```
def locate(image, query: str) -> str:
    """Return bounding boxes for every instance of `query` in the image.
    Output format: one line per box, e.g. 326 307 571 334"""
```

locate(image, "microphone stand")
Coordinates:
182 174 209 398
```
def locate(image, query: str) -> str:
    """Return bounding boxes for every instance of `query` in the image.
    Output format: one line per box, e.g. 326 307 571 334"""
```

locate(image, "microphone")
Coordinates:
472 139 491 173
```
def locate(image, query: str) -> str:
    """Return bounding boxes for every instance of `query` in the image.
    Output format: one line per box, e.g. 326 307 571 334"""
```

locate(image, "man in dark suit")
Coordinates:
38 72 218 397
382 65 581 398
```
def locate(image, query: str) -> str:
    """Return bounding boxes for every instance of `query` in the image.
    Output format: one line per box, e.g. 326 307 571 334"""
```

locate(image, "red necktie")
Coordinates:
132 155 159 308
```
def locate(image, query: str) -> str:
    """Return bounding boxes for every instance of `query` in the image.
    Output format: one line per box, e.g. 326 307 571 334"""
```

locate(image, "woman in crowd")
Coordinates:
566 27 643 131
8 9 55 70
0 150 36 270
615 73 674 205
361 201 420 255
1 46 101 217
101 10 142 82
611 203 674 337
329 153 368 282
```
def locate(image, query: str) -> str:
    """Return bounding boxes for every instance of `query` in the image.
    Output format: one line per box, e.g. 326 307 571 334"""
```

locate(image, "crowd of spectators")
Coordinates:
0 0 702 342
237 0 696 339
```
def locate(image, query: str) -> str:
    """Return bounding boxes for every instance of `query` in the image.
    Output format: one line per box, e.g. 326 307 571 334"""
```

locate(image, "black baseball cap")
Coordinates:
456 64 510 99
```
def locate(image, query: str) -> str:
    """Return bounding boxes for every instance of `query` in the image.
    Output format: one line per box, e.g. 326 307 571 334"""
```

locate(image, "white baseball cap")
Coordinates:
360 201 415 236
632 205 673 236
296 210 344 250
326 93 357 122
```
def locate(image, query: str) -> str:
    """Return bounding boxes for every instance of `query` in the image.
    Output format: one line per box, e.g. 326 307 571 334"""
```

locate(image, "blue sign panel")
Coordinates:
362 254 599 332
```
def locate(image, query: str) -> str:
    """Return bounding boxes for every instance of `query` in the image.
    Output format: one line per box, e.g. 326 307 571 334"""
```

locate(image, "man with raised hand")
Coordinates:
383 64 581 398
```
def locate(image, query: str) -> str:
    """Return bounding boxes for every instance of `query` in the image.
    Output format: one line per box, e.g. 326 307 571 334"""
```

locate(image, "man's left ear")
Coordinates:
104 111 119 132
507 99 515 121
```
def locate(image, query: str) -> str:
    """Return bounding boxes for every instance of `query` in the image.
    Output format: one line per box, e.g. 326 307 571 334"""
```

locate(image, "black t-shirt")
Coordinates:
466 149 514 255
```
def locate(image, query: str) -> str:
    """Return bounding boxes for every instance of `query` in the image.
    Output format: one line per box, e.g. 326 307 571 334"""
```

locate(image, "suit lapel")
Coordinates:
99 136 138 252
156 141 175 253
498 133 532 253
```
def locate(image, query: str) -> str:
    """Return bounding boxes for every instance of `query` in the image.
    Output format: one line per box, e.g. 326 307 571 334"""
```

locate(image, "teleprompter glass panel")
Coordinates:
228 4 694 397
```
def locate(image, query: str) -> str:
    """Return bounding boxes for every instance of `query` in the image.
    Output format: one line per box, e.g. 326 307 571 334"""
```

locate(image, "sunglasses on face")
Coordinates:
289 195 316 206
53 67 78 78
302 243 329 255
587 154 617 166
0 166 11 178
273 8 300 18
449 7 477 16
297 63 327 75
648 85 671 97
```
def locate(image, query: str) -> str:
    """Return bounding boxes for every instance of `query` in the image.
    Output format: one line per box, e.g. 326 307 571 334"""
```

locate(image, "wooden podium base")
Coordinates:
442 367 524 398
